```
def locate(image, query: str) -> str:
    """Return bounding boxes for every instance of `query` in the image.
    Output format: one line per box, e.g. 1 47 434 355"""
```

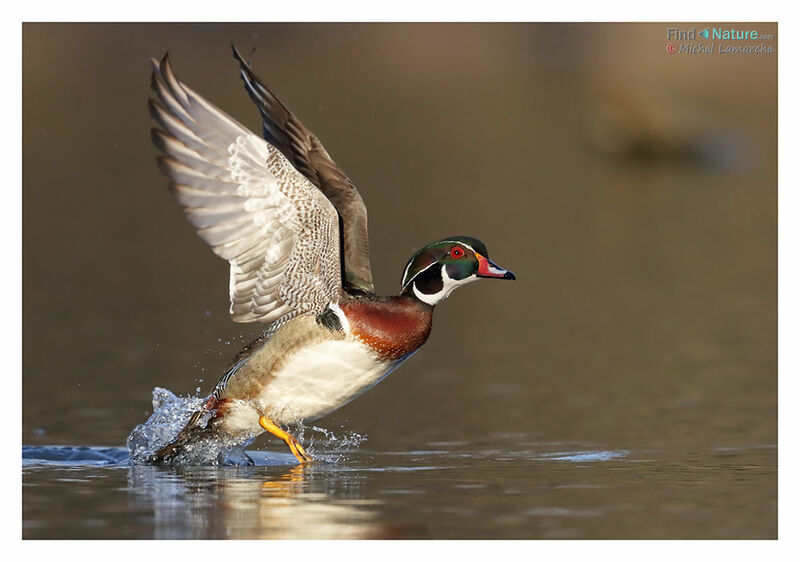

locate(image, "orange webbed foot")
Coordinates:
258 415 312 464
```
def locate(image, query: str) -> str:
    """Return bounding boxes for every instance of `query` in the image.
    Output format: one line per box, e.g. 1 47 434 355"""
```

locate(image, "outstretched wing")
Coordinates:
149 54 342 325
232 46 375 296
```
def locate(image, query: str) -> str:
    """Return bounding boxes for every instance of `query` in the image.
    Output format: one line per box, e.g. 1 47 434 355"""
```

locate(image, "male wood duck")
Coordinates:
148 47 515 464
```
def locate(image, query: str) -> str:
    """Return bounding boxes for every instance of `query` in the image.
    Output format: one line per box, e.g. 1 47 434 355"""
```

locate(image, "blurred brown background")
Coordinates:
23 23 776 456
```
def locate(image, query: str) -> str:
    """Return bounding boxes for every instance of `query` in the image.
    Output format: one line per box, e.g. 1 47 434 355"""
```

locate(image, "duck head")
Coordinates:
400 236 515 306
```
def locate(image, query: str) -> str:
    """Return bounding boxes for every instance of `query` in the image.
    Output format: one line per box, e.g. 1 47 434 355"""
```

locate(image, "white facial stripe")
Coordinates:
439 240 476 253
401 259 413 287
413 266 478 306
412 283 440 306
402 260 437 291
402 241 480 291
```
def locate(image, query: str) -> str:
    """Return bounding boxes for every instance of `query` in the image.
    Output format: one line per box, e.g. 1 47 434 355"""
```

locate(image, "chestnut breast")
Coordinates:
341 297 433 361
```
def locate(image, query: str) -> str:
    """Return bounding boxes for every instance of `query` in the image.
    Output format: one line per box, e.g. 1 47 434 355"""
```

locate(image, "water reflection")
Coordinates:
22 441 776 538
126 462 396 539
120 446 634 539
22 22 776 540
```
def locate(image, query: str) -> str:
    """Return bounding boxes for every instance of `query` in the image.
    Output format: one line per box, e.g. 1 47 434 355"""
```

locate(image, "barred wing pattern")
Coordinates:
232 46 374 296
149 54 342 324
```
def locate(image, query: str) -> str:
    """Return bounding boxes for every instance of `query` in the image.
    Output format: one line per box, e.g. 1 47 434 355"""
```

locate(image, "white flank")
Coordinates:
255 340 411 424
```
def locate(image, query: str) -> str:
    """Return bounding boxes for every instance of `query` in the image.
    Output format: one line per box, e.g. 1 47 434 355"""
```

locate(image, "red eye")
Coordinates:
450 246 465 258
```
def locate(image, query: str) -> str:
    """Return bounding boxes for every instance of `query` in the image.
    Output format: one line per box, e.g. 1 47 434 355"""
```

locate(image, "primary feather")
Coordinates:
149 54 343 325
232 46 374 295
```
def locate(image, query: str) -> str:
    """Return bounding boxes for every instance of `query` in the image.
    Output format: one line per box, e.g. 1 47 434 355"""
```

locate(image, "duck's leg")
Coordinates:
258 415 312 464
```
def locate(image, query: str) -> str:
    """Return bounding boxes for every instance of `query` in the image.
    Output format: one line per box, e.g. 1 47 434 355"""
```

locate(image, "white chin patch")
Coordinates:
413 268 477 306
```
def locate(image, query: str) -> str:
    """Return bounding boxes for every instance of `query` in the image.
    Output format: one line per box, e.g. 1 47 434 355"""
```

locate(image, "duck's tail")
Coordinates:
147 399 220 464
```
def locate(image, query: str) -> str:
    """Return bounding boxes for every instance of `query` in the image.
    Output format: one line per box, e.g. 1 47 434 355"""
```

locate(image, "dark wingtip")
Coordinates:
231 43 249 68
155 52 175 81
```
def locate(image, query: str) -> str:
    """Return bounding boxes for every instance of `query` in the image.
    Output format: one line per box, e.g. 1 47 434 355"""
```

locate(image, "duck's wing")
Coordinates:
232 46 374 296
150 54 342 325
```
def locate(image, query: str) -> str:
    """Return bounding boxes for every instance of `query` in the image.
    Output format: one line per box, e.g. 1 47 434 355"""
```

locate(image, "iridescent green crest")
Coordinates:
400 236 487 289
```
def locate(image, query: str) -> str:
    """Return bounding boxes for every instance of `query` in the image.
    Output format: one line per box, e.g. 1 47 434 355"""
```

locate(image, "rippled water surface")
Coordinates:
23 23 777 539
22 440 776 539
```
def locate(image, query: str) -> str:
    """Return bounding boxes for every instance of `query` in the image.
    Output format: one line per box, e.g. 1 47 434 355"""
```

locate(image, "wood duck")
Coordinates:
148 47 515 464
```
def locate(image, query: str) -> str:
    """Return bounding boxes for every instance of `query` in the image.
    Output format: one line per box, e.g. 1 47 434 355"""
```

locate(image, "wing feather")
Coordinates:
232 46 375 295
150 54 342 325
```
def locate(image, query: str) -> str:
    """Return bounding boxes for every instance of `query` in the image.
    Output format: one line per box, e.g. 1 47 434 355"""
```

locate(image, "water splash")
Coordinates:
126 387 256 466
302 425 367 463
126 388 365 466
